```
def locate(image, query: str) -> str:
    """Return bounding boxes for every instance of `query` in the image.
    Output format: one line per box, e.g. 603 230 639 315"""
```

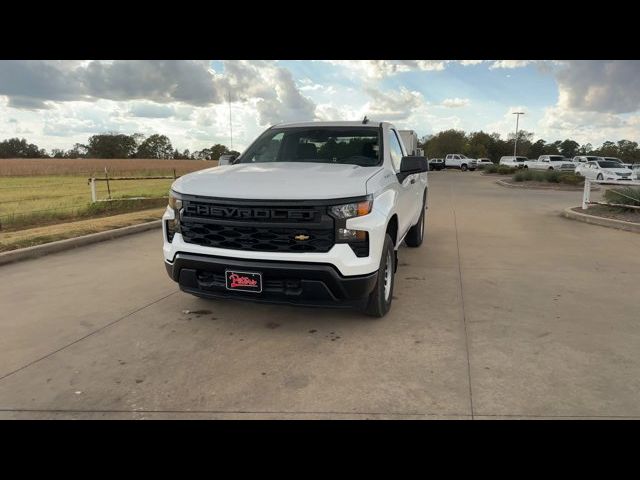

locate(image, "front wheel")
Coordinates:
461 164 468 171
597 173 603 180
361 234 395 318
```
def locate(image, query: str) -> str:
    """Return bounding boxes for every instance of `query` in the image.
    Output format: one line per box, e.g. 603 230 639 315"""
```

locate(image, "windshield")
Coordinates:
604 157 622 163
237 127 381 167
598 161 622 168
549 156 565 162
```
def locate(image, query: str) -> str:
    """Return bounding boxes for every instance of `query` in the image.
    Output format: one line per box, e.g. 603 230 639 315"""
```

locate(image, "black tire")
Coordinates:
549 167 554 170
461 164 468 171
405 192 426 248
597 173 603 180
361 234 395 318
524 165 528 169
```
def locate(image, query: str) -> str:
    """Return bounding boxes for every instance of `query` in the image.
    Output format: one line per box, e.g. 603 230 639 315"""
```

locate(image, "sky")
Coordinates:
1 60 639 153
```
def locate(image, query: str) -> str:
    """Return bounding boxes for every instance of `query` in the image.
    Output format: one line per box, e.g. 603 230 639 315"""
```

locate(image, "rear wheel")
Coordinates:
362 234 395 318
461 164 468 171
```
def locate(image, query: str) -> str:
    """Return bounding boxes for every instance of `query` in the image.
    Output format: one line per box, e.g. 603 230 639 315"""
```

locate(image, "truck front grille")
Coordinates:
179 198 335 253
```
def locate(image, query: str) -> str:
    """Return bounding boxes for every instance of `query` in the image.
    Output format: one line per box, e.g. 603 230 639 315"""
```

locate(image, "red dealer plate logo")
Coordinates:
225 270 262 293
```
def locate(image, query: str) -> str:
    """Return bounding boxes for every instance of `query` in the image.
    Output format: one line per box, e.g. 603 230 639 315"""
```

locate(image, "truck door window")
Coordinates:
388 130 404 172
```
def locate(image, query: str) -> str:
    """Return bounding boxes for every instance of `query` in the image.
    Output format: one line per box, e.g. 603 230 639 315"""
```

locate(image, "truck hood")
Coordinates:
172 162 383 200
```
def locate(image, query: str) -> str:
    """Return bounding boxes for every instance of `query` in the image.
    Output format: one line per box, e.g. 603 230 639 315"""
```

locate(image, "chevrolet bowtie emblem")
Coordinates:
294 234 310 241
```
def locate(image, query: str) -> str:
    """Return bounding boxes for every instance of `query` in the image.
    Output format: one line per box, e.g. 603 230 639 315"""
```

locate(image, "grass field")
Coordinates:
0 158 215 232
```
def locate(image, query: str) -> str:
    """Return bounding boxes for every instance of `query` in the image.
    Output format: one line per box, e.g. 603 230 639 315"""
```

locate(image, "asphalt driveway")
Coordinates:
1 171 638 419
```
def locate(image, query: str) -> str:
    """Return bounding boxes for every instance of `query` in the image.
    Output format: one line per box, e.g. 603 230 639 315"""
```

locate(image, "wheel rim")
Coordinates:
384 250 393 301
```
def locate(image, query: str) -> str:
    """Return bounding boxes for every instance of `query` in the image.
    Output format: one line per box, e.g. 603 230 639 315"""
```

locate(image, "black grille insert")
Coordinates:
180 199 335 253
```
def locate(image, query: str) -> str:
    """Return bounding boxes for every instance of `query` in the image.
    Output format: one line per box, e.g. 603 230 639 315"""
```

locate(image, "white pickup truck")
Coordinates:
163 120 429 317
525 155 576 172
445 154 477 171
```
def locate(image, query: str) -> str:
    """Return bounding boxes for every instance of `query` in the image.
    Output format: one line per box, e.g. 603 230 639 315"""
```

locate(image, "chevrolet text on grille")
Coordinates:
185 203 315 220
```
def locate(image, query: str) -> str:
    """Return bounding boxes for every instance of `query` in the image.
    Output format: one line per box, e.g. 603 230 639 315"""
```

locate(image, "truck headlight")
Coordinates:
166 190 182 242
329 196 372 219
168 190 183 210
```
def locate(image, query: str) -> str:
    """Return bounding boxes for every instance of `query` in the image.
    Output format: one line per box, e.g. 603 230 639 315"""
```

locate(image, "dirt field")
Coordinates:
0 158 216 177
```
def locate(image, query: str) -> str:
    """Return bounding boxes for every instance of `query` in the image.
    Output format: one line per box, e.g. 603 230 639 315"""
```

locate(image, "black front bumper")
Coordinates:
165 253 377 308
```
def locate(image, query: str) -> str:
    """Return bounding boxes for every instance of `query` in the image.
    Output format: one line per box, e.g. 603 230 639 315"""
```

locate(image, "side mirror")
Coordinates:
398 156 428 182
218 154 237 166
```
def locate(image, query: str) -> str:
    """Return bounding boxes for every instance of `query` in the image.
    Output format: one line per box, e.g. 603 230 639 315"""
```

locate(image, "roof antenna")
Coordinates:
362 115 369 124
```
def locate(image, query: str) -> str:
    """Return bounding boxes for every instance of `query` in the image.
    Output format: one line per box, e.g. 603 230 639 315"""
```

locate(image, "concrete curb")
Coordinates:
495 179 593 191
562 207 640 233
0 220 162 267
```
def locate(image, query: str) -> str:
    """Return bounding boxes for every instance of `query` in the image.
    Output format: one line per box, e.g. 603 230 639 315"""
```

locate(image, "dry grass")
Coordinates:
0 158 217 177
0 207 165 252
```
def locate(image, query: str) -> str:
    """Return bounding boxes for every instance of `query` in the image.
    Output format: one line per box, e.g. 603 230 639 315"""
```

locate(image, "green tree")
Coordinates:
0 138 47 158
559 139 580 158
423 129 466 158
65 143 89 158
136 134 174 159
86 133 138 158
543 140 562 155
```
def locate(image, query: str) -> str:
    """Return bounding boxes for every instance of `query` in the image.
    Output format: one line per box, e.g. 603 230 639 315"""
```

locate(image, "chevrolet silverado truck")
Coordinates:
163 121 429 317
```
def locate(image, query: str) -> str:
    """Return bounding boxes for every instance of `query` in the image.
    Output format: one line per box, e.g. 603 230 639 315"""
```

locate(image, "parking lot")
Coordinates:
1 170 638 419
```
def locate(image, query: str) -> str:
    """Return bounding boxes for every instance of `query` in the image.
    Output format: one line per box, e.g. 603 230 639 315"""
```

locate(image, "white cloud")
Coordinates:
363 86 425 120
441 98 470 108
489 60 532 69
323 60 446 79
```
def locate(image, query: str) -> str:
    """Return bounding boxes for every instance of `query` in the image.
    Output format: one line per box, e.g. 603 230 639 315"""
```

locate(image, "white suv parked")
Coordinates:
163 121 429 317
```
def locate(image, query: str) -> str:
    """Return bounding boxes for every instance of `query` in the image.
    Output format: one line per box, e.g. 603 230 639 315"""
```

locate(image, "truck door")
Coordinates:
389 128 420 237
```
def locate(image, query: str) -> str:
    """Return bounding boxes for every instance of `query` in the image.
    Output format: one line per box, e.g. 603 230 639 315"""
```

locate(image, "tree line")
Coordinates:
420 130 640 162
0 133 240 161
2 130 640 163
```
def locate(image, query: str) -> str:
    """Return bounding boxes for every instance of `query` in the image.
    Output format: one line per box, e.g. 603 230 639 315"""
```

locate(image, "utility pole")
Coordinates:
512 112 525 157
228 91 233 151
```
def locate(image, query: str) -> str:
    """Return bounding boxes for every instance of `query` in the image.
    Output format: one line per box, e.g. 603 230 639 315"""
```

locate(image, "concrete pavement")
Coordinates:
1 171 638 419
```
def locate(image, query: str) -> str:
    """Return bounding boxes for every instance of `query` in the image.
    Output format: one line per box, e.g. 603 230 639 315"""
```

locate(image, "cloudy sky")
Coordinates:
1 60 639 152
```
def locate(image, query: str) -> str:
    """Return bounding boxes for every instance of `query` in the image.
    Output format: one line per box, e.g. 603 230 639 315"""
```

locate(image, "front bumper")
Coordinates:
166 253 378 308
